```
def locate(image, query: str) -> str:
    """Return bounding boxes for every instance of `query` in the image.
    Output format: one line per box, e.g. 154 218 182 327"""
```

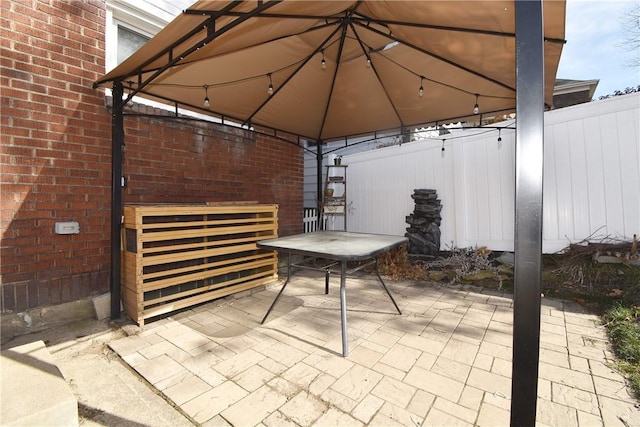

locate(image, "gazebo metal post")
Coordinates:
110 81 124 320
316 139 323 230
511 1 545 425
401 126 410 144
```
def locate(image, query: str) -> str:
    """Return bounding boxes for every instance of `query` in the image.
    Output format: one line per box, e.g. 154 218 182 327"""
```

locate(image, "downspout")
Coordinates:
316 140 323 230
110 81 124 319
511 1 545 425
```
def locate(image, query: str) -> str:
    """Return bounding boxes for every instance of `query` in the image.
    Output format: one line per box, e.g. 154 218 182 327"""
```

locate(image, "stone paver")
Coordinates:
371 376 416 408
220 385 288 426
313 408 363 426
134 354 186 385
404 365 465 402
107 273 639 426
163 373 212 405
181 381 248 424
279 391 327 425
378 343 421 372
232 363 276 392
423 407 473 426
330 364 383 401
352 394 385 424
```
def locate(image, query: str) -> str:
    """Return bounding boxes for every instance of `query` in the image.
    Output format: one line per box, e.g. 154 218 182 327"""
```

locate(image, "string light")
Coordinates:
419 76 424 97
267 73 274 95
203 85 210 108
497 128 503 149
321 50 326 70
441 139 446 157
366 56 371 68
473 94 479 115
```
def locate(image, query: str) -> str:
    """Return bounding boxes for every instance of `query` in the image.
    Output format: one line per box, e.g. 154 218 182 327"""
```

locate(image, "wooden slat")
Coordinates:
140 231 277 254
127 204 278 216
141 258 276 292
141 243 259 267
121 285 142 324
139 223 277 243
137 216 275 230
142 252 274 280
142 269 275 309
122 206 139 229
205 201 259 206
140 275 273 321
121 254 134 284
121 204 279 326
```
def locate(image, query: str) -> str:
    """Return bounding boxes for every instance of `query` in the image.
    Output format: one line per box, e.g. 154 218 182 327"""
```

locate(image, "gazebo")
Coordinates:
94 1 567 424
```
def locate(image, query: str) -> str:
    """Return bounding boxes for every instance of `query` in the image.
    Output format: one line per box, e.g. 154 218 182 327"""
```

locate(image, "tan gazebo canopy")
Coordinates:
95 0 565 142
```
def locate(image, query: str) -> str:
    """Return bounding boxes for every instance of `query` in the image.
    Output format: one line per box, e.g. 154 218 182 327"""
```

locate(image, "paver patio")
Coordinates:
109 271 639 426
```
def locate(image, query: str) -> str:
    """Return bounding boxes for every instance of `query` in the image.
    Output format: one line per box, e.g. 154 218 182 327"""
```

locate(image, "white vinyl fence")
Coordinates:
343 93 640 253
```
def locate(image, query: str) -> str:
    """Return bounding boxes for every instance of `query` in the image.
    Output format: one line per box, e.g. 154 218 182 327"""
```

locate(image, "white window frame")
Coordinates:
104 0 225 123
105 0 173 73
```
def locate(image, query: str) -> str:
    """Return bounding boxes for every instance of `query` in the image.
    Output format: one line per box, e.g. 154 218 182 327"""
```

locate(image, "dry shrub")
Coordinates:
376 245 428 281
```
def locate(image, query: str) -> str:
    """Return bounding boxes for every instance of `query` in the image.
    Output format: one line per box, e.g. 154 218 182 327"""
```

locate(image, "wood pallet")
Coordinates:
122 204 278 326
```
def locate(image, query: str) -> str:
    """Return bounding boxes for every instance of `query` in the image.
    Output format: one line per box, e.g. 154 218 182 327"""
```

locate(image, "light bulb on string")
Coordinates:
441 139 446 158
473 94 479 115
203 85 210 108
366 56 371 68
267 73 274 96
419 76 424 97
497 128 503 149
321 50 326 70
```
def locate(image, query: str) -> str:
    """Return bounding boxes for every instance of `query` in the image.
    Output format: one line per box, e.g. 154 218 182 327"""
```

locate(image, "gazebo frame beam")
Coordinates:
511 1 545 425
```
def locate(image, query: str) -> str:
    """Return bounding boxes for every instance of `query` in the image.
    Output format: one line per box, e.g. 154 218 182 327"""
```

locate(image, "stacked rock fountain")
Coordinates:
405 189 442 256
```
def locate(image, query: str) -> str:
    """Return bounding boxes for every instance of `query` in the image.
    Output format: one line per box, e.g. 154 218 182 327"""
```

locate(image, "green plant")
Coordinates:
604 304 640 397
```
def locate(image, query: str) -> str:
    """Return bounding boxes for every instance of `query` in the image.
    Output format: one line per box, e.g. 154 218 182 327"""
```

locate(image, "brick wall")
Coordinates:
120 104 303 233
0 0 303 313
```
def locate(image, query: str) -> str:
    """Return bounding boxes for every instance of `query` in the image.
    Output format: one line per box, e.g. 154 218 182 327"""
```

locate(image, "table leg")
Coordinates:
340 260 348 356
261 252 292 324
375 259 402 315
325 268 330 294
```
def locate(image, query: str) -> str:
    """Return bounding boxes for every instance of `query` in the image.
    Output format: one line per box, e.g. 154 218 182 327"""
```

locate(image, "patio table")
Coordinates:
258 230 407 356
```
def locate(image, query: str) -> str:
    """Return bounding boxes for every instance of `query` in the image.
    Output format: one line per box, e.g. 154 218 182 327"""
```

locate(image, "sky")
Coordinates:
556 0 640 98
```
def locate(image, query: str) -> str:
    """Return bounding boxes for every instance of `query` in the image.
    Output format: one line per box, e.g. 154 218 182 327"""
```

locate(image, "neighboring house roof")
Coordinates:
553 78 599 108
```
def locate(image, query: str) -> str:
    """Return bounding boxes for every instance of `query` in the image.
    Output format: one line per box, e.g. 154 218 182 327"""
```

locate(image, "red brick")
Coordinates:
15 282 27 311
37 280 50 306
2 284 16 312
1 0 302 312
48 278 61 304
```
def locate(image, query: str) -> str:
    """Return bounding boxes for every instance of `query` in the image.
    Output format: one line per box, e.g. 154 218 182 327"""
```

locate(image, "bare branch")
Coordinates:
619 5 640 68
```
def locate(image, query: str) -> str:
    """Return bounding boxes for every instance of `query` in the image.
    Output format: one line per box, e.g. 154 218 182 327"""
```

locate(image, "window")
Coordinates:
117 25 149 64
105 1 166 72
103 0 221 122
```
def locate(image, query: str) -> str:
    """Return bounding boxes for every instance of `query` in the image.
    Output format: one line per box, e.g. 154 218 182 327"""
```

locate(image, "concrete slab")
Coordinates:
1 317 194 426
1 340 78 426
1 300 95 344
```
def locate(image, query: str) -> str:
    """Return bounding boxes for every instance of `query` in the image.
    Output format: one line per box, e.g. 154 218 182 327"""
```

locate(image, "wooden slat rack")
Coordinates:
121 203 278 326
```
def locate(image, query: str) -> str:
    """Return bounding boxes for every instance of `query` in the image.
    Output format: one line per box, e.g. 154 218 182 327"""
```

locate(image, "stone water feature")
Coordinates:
405 189 442 256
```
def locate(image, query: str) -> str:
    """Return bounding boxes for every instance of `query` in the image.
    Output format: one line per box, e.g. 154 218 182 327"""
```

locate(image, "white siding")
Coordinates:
343 93 640 253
